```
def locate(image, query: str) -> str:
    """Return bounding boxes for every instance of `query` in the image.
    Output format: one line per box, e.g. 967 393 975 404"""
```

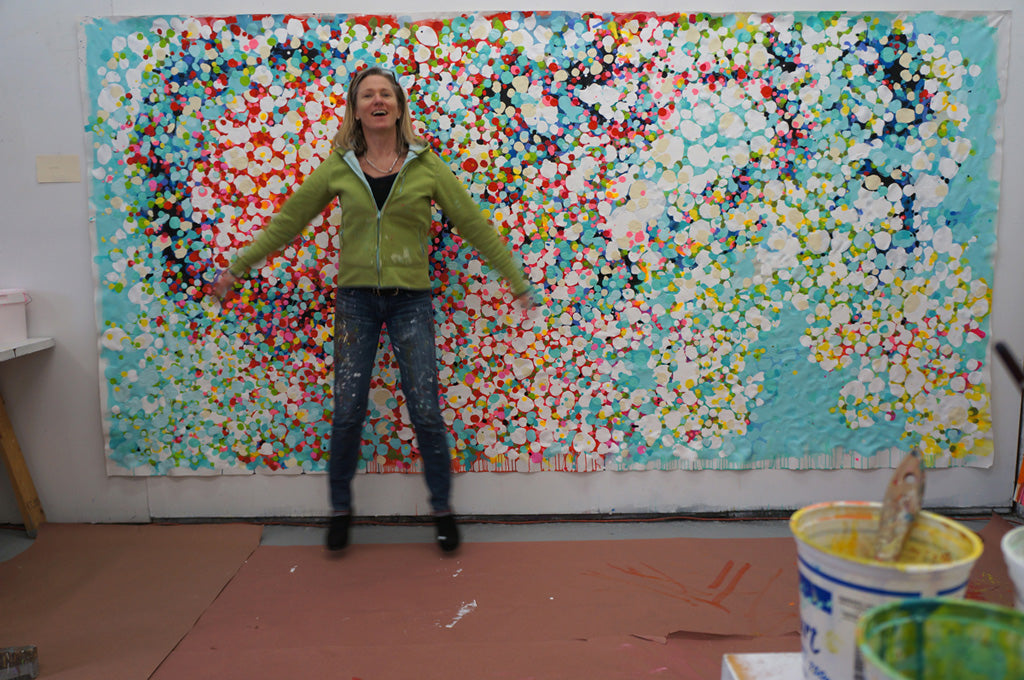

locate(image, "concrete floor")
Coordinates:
259 517 801 547
2 515 994 561
0 527 35 562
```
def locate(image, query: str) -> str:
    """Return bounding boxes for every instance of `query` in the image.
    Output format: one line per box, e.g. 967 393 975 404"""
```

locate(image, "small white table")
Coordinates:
721 653 801 680
0 337 54 536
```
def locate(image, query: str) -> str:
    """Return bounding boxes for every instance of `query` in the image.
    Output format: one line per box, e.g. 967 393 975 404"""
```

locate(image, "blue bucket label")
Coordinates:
800 571 833 614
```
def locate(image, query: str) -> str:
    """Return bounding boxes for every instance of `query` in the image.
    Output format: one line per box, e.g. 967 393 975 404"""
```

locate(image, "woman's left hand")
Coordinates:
211 269 239 301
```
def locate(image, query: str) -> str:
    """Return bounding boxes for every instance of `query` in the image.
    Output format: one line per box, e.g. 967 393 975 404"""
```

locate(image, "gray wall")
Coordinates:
1 0 1021 523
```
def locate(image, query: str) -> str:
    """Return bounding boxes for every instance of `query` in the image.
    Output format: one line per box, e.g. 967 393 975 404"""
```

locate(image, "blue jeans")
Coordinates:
329 288 452 514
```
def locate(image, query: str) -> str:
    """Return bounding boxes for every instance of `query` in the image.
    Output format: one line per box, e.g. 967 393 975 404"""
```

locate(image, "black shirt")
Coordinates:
366 172 397 211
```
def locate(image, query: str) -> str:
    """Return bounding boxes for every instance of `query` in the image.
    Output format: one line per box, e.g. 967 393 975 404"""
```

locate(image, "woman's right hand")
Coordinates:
512 290 541 320
211 269 239 301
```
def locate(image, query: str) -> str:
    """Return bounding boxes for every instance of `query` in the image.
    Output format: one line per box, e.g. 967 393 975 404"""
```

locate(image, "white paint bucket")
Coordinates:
789 501 982 680
0 288 30 345
1000 524 1024 611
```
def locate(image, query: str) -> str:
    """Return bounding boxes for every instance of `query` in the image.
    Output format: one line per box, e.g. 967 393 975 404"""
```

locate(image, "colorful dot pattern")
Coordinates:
83 12 1002 475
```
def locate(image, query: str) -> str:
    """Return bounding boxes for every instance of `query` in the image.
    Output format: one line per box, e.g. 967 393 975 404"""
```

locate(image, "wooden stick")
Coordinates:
0 392 46 537
874 446 924 562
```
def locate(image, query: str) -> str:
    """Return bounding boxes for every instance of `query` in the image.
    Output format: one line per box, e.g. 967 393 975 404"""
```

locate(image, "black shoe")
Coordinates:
327 514 351 551
434 514 460 552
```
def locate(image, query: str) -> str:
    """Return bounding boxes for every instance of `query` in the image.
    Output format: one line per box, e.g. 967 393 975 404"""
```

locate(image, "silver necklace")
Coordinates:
364 153 399 174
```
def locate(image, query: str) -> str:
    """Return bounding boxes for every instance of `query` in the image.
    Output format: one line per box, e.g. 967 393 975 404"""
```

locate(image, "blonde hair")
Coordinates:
332 67 423 155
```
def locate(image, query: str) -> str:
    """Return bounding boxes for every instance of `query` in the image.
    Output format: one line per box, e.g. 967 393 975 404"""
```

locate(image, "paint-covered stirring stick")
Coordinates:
874 446 925 562
994 343 1024 508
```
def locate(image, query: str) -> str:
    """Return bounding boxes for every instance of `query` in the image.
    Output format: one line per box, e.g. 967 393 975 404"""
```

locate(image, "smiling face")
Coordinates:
354 74 402 135
333 67 419 155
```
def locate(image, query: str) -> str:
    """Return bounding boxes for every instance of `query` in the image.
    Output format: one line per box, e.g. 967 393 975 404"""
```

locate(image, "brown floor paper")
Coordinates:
965 513 1020 606
2 517 1017 680
0 522 261 679
153 535 803 679
154 633 803 680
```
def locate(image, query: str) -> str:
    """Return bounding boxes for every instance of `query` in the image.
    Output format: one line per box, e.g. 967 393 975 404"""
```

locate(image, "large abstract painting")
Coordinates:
82 11 1006 475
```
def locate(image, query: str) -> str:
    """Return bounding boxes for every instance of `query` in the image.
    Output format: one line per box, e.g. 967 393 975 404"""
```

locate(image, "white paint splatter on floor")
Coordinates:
441 600 477 629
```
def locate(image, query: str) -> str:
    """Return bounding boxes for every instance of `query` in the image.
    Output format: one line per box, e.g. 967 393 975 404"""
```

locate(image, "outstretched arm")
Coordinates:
430 153 532 297
213 153 340 295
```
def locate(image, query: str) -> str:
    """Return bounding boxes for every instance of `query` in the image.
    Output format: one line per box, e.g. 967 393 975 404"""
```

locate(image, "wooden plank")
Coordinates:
0 337 54 536
0 392 46 537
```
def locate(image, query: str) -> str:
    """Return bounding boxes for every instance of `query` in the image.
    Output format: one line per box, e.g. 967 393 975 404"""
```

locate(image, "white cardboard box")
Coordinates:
721 653 802 680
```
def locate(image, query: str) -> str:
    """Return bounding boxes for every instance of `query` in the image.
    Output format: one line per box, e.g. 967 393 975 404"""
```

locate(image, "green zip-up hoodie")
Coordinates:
227 144 529 296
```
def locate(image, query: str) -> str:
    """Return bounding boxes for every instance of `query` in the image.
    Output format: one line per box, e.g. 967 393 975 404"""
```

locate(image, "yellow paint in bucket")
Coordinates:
856 598 1024 680
789 502 983 680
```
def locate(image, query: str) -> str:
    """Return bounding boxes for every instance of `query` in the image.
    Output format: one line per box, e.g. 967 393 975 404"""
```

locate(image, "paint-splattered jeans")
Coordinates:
329 288 451 515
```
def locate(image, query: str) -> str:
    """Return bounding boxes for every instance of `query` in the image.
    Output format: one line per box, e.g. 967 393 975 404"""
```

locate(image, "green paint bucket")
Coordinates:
856 598 1024 680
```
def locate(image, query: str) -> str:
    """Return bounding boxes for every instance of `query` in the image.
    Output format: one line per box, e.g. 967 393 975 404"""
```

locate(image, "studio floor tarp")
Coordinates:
0 517 1017 679
0 523 262 679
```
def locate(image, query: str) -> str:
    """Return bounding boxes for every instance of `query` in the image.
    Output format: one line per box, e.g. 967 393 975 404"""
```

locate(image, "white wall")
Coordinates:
1 0 1021 523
